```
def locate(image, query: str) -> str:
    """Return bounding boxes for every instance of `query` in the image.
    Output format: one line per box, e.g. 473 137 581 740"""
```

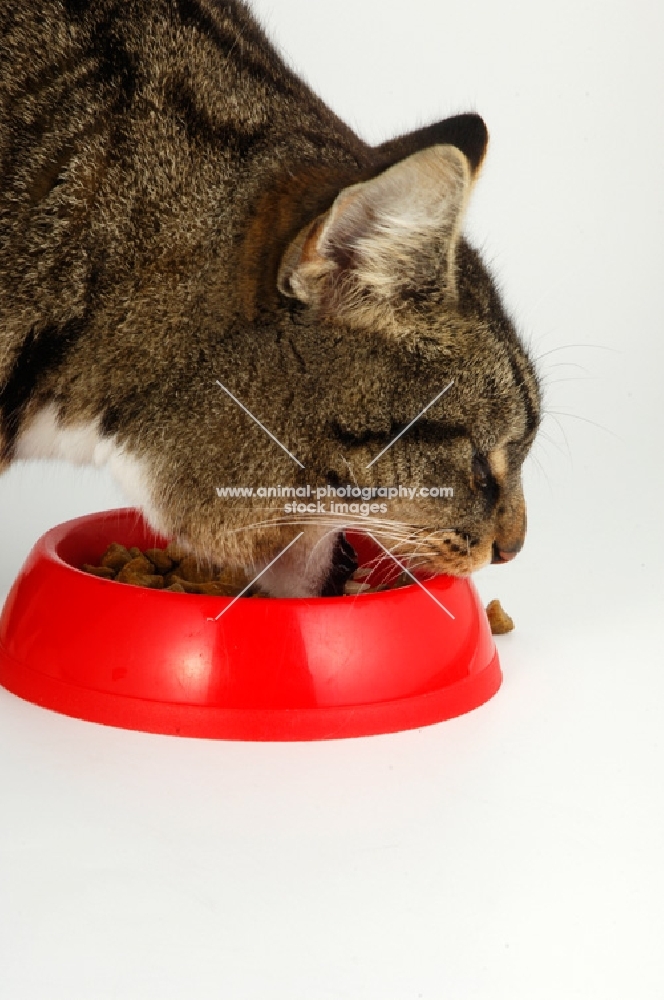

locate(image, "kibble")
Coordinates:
144 548 174 574
343 581 372 596
99 543 132 572
82 544 437 599
486 599 515 634
82 563 116 579
82 542 255 596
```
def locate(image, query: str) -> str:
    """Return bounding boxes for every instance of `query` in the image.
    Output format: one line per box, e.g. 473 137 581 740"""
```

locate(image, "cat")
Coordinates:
0 0 541 598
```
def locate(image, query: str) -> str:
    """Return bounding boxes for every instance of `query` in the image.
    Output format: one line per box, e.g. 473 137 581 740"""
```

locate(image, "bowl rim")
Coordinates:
46 506 452 606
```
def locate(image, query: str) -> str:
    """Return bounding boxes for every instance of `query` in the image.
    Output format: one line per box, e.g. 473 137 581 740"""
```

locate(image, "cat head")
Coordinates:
240 114 541 585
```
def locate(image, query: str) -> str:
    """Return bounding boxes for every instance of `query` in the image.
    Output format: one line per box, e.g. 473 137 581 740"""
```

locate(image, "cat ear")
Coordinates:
374 113 489 177
277 144 472 325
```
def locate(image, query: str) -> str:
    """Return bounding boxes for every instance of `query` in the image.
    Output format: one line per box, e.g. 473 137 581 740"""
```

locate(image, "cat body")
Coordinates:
0 0 541 596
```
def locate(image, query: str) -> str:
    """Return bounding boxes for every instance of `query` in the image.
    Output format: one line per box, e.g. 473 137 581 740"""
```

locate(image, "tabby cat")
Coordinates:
0 0 541 597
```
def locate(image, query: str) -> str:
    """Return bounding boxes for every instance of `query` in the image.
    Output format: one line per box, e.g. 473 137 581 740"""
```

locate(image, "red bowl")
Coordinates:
0 508 501 740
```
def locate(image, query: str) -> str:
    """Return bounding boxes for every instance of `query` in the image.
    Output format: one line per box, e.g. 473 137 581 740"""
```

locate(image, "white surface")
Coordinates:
1 1 663 997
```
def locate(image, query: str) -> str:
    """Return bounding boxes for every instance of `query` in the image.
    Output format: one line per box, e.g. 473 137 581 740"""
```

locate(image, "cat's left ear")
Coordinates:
277 143 474 326
373 112 489 178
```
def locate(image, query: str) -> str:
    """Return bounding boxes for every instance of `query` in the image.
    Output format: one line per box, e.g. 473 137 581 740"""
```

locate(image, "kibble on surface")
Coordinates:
485 599 515 634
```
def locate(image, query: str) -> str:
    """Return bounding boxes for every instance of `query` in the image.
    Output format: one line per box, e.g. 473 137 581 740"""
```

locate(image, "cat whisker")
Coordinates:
541 375 598 386
543 361 591 374
532 424 571 460
221 514 426 543
544 409 620 440
535 343 621 362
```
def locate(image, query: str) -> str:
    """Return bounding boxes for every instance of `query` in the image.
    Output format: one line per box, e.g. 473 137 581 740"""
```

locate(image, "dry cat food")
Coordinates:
82 542 254 596
485 599 515 635
83 546 515 621
82 543 414 597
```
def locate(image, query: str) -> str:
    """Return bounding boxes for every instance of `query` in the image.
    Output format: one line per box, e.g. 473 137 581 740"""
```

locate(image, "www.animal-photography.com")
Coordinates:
0 1 662 998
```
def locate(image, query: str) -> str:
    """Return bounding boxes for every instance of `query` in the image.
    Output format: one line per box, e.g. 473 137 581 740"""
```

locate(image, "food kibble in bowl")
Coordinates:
83 547 517 620
82 544 418 597
83 542 252 596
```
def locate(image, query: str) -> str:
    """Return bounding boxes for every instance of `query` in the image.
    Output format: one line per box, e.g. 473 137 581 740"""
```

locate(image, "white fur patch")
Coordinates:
15 403 169 536
15 403 110 465
257 528 340 598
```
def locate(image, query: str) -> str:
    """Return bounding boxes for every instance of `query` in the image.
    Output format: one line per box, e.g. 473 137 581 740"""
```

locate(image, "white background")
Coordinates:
1 1 663 997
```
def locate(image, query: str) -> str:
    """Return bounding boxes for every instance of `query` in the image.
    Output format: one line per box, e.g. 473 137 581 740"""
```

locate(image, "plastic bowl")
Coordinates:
0 508 501 740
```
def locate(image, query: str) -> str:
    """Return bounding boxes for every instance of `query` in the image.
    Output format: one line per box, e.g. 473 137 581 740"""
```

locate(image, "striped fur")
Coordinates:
0 0 541 595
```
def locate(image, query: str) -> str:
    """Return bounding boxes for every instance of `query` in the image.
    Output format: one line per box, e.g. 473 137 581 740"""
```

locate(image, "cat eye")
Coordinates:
472 452 500 506
471 452 491 486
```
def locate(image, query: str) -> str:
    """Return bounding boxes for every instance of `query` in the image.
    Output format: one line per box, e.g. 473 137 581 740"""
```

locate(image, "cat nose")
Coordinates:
492 493 527 564
491 541 522 564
